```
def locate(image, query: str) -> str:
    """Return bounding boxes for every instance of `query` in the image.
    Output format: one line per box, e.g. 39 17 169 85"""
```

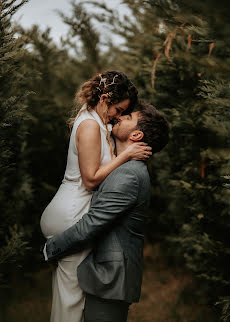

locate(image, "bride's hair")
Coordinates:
68 71 138 158
68 71 138 127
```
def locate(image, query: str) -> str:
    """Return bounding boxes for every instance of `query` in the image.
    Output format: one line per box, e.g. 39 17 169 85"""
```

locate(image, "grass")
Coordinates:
4 243 218 322
128 244 218 322
5 267 52 322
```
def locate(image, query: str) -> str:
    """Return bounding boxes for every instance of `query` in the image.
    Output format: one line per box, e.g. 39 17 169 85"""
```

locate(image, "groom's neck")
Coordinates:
115 139 131 156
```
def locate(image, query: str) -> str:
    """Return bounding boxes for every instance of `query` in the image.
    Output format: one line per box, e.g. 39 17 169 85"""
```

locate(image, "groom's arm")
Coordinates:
45 166 139 261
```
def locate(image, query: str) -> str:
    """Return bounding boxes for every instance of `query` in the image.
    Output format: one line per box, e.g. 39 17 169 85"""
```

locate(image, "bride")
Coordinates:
40 71 152 322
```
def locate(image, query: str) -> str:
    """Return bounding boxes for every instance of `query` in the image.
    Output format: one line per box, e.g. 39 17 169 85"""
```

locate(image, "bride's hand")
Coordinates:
125 142 152 160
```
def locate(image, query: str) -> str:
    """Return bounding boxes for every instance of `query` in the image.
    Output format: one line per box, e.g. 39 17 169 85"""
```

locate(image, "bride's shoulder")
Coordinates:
75 119 100 144
73 108 95 127
78 118 99 130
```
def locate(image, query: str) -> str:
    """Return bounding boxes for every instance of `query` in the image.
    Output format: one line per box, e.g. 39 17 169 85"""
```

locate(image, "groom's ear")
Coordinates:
129 130 144 142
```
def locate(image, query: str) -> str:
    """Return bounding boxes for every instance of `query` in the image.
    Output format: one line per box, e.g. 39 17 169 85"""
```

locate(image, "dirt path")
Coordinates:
128 244 218 322
6 243 218 322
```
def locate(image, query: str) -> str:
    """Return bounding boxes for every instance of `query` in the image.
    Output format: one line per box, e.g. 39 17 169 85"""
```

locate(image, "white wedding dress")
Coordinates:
40 105 114 322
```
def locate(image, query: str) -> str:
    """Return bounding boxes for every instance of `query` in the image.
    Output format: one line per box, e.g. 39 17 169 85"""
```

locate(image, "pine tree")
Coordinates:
0 0 32 273
59 1 101 74
13 24 81 259
0 0 32 318
59 1 115 76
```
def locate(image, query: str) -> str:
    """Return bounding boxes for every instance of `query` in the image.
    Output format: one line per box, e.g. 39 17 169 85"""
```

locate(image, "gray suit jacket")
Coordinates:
46 160 151 303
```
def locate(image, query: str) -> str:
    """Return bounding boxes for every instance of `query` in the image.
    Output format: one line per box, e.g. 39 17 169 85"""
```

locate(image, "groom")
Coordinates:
44 101 170 322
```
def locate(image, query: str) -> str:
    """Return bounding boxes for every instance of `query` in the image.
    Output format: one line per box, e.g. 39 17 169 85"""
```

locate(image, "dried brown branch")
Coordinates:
187 34 193 52
151 52 162 89
208 42 215 56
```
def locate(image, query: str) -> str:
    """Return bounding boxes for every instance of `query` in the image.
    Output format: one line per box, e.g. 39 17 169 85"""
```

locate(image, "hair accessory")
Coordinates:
98 74 107 88
97 73 119 97
107 74 119 87
98 74 119 89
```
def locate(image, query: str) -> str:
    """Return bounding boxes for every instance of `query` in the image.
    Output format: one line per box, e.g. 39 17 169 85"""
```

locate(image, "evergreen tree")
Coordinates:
13 25 80 260
0 0 31 275
0 0 32 318
59 1 115 76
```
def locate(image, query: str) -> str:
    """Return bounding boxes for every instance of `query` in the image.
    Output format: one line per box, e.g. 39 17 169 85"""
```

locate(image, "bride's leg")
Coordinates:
50 255 86 322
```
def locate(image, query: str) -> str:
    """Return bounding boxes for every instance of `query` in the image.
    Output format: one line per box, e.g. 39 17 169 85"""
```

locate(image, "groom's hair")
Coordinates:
137 101 170 153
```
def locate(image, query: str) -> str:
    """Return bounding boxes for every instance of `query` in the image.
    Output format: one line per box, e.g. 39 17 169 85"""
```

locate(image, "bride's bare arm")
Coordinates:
76 119 151 190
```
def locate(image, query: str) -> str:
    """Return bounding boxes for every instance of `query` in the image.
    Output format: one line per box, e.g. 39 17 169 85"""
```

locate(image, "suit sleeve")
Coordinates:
45 167 139 261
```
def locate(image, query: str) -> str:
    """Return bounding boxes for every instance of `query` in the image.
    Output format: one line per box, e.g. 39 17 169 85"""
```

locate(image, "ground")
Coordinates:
5 243 218 322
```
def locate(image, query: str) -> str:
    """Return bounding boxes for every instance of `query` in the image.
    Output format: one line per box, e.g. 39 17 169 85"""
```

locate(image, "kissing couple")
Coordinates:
40 71 170 322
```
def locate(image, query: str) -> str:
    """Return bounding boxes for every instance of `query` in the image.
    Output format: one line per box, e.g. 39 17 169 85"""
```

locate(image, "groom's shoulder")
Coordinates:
97 161 150 193
102 161 148 187
111 160 146 174
119 160 147 175
124 160 147 169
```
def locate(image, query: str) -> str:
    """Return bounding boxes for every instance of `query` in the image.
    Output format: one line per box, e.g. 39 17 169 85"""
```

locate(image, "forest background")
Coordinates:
0 0 230 321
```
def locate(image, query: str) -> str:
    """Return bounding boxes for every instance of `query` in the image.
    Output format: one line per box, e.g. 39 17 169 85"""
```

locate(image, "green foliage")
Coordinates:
60 2 99 64
9 25 80 265
0 0 32 285
0 225 29 275
215 175 230 321
58 1 110 76
217 297 230 322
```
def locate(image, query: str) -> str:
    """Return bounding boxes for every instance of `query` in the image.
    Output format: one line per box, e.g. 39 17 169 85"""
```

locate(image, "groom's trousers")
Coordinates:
84 293 130 322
